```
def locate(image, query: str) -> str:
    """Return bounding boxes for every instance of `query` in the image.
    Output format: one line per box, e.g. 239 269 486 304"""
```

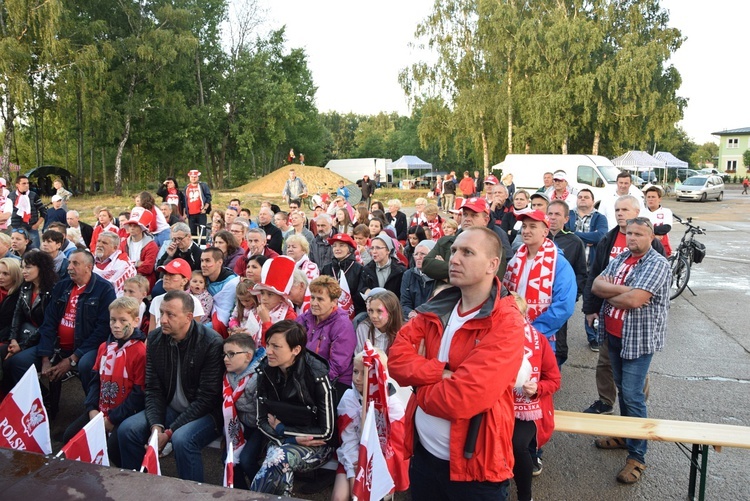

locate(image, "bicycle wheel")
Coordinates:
668 254 690 300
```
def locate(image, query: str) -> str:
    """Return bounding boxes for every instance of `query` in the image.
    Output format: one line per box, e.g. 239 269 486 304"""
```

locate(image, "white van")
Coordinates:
492 154 621 202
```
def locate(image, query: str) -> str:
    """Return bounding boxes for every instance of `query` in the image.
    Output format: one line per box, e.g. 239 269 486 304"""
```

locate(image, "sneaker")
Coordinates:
159 441 173 458
532 458 543 477
583 400 613 415
588 340 600 352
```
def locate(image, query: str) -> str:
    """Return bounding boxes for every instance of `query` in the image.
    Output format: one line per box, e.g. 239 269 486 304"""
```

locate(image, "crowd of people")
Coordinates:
0 166 673 500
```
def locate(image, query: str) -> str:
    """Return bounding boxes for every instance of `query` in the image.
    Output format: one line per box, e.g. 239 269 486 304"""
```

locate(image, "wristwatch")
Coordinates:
69 357 78 367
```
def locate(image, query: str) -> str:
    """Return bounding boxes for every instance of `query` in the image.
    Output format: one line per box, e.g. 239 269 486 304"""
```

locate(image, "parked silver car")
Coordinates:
675 175 724 202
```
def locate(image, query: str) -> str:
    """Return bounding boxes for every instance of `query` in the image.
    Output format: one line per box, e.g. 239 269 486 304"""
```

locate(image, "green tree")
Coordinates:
0 0 62 178
743 149 750 173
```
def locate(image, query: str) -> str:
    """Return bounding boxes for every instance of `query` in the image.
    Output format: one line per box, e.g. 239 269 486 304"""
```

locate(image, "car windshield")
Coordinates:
683 177 707 186
599 165 621 183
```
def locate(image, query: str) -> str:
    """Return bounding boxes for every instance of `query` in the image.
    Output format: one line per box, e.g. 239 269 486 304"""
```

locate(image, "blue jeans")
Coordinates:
584 319 598 344
607 334 653 464
5 345 97 394
410 441 509 501
118 409 219 482
231 426 267 490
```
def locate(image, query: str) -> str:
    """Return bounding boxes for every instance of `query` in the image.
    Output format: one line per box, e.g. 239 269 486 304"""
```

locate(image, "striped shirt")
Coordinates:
598 247 670 359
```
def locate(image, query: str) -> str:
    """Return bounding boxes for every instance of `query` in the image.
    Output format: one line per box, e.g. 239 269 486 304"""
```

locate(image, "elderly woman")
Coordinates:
2 252 56 367
385 199 408 241
284 210 314 247
251 320 335 496
409 197 428 227
296 275 356 395
400 240 437 320
285 234 319 283
213 230 244 271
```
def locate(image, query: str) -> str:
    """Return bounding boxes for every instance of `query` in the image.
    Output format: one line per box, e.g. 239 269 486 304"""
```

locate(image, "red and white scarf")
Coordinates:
223 373 250 458
14 190 31 223
503 238 558 323
98 339 139 418
551 188 570 202
514 322 543 421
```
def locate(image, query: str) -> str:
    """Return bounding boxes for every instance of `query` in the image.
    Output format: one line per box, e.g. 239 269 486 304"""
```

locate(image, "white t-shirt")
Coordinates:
599 187 646 230
128 239 145 263
415 301 481 460
149 293 205 328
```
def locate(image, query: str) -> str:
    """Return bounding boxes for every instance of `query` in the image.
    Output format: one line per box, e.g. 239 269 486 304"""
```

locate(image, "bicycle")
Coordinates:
668 215 707 299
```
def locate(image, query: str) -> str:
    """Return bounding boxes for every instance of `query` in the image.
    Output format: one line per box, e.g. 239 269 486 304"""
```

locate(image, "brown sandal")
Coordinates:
595 436 627 449
617 458 646 484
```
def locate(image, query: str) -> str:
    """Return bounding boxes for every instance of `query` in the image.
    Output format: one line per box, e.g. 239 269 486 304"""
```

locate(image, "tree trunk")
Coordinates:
77 88 85 193
481 127 490 172
561 137 568 155
592 130 600 155
101 146 107 192
1 92 14 180
507 61 513 155
114 75 136 196
89 124 95 193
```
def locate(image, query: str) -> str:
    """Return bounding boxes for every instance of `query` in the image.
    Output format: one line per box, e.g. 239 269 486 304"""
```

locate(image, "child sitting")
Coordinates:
123 275 150 334
253 257 297 341
190 270 213 324
332 347 408 501
228 279 262 347
62 297 147 467
222 333 266 490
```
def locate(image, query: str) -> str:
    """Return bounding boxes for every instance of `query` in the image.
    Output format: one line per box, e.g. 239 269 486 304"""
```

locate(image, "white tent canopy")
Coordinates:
654 151 689 169
612 151 665 173
390 155 432 171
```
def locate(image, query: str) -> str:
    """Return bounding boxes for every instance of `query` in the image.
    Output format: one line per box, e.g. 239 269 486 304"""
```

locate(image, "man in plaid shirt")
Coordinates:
590 217 670 485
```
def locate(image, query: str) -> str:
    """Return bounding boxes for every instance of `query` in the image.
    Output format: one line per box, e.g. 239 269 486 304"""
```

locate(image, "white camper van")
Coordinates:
325 158 391 184
492 154 621 202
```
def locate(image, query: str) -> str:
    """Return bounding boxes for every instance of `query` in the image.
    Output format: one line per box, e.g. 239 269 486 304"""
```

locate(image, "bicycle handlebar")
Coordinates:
673 214 706 235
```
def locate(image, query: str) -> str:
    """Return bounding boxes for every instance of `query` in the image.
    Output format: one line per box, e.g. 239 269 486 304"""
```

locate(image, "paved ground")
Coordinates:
42 186 750 500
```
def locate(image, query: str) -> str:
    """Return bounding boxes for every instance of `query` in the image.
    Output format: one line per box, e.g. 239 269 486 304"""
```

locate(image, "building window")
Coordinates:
726 160 737 172
727 138 739 148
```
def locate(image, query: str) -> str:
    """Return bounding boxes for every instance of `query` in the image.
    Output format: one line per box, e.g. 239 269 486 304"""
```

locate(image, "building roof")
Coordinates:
711 127 750 136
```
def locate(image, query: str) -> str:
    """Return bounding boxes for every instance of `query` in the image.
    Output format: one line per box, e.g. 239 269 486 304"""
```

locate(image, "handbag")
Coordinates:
17 322 40 350
263 398 316 428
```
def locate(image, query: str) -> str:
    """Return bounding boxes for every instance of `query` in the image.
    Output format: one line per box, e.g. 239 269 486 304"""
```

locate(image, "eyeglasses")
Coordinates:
626 217 654 230
223 351 248 359
171 235 186 243
370 245 388 251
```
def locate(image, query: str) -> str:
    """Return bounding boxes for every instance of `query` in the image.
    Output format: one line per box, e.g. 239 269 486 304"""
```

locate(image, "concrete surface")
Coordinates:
9 186 750 501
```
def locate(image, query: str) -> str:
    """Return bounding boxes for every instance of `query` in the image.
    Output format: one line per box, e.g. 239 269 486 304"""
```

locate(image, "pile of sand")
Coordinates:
238 165 348 197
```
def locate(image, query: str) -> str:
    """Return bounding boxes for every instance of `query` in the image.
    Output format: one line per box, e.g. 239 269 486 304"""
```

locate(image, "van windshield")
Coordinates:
598 165 621 183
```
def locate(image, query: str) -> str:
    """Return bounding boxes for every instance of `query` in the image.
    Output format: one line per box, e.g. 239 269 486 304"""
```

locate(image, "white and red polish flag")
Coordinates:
223 440 234 488
140 428 161 475
352 402 394 501
0 365 52 455
58 411 110 466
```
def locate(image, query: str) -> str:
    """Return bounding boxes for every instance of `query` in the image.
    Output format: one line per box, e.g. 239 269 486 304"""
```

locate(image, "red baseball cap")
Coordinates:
327 233 357 249
515 209 550 228
461 197 490 214
484 175 499 185
157 258 192 280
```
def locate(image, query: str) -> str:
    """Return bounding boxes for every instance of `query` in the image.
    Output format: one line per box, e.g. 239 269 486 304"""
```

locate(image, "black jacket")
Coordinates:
386 211 408 241
550 230 588 299
84 328 147 425
322 254 376 316
0 288 20 342
582 227 666 315
144 321 224 433
156 241 203 271
365 257 406 297
256 351 334 445
259 222 283 254
156 184 187 216
9 282 52 348
8 190 46 230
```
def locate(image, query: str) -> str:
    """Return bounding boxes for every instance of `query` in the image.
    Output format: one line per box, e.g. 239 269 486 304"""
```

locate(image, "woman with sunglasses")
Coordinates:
10 228 32 257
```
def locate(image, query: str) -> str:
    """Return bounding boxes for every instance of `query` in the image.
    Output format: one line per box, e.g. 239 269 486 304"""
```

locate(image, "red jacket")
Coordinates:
119 236 159 290
389 279 524 483
458 177 476 197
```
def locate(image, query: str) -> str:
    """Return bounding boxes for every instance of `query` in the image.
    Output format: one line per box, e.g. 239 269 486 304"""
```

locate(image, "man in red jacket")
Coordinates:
389 226 525 500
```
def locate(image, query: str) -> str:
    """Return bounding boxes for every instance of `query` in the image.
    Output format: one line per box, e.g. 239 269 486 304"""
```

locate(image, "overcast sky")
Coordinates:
257 0 750 146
